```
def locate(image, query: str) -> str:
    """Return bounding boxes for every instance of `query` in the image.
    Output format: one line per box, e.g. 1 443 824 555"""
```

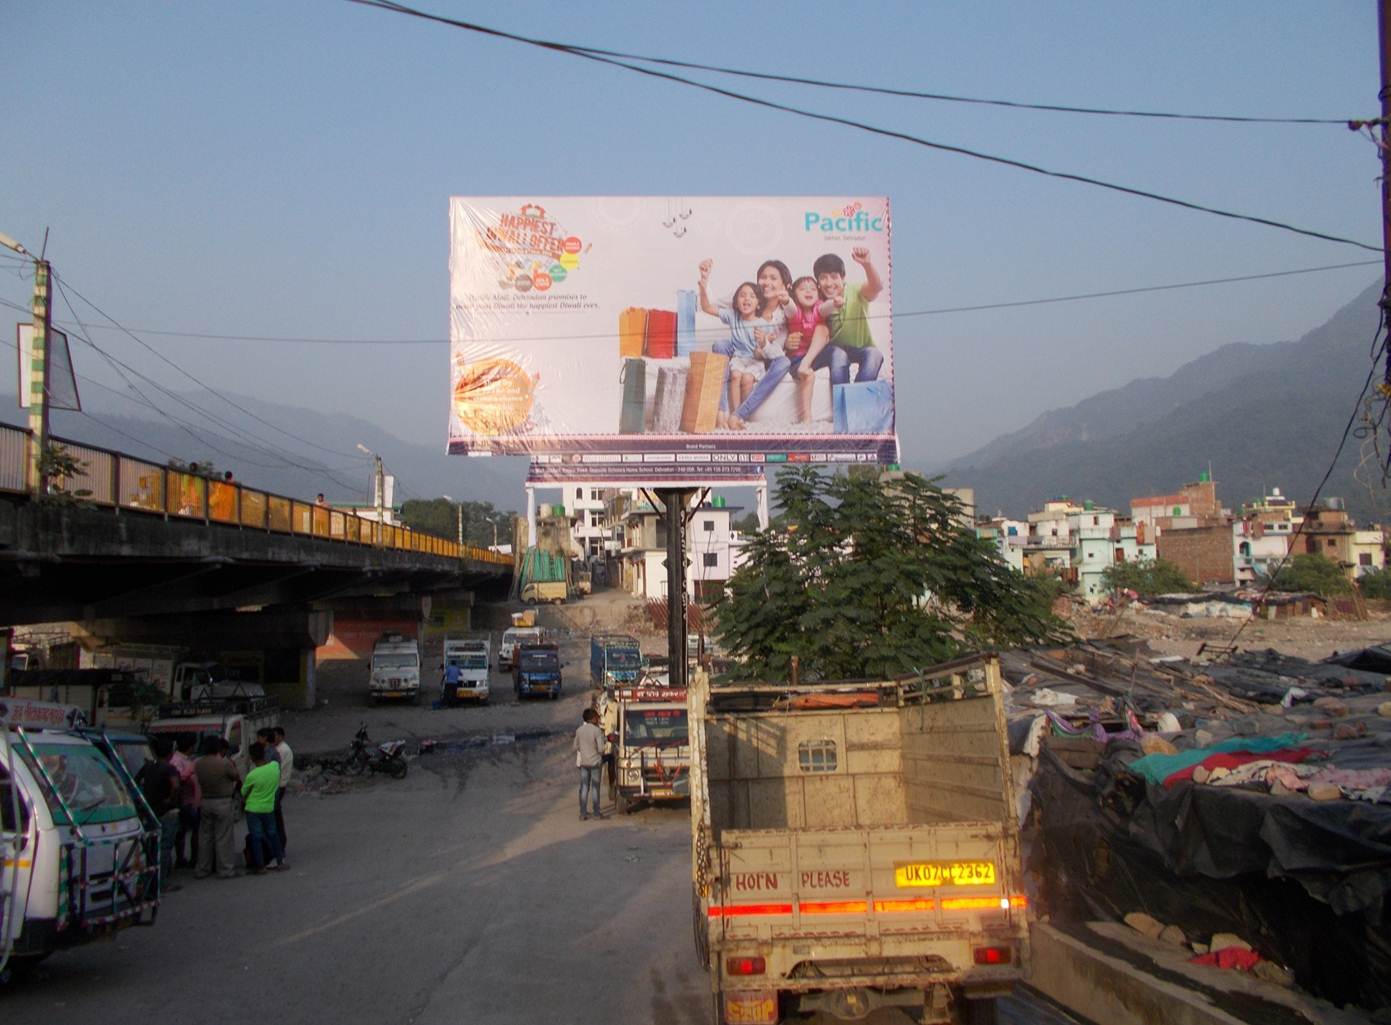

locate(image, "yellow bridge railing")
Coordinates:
0 424 511 566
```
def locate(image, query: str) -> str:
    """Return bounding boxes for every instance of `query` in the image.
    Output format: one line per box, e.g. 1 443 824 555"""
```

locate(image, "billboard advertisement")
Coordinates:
448 197 897 465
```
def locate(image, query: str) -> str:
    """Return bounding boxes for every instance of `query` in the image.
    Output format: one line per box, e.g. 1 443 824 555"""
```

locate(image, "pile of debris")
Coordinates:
1008 638 1391 1013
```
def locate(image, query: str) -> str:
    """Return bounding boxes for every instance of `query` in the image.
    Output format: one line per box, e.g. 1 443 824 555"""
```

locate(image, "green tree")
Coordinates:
38 444 93 504
400 497 514 547
1358 566 1391 600
1263 553 1352 597
713 467 1070 681
1100 558 1195 596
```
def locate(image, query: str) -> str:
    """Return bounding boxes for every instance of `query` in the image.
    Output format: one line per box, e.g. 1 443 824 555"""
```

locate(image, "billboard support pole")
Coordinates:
27 260 51 495
657 487 694 692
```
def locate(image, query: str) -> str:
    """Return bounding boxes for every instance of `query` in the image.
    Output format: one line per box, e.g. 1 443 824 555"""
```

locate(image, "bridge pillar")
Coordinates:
316 595 431 662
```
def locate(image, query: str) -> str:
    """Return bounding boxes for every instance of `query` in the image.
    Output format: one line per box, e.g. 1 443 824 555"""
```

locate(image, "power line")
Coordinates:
53 272 366 462
348 1 1382 253
4 259 1378 346
1222 311 1388 652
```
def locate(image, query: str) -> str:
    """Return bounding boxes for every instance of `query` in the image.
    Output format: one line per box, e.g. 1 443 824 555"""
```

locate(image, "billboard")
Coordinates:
448 197 897 465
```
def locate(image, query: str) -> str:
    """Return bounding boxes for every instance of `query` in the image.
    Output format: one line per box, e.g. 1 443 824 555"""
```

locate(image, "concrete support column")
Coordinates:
526 486 537 547
756 483 769 530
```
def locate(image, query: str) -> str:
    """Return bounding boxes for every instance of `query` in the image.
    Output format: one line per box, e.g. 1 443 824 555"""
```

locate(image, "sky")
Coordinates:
1 1 1383 502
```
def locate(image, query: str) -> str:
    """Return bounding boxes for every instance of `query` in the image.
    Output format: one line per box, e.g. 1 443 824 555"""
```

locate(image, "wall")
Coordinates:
1157 526 1235 585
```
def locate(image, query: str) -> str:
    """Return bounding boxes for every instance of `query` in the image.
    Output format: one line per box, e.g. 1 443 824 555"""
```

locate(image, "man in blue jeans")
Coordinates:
574 708 606 821
816 247 884 387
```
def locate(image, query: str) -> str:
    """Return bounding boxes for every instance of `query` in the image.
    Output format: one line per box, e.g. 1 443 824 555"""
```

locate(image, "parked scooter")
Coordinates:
330 724 408 779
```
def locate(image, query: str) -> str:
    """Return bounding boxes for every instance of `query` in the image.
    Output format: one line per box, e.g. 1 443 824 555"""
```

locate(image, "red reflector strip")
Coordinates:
708 903 794 918
800 900 869 915
873 898 936 913
941 895 1029 911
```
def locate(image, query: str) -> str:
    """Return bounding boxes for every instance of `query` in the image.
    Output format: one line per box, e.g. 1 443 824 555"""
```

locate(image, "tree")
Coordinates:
1358 566 1391 600
713 467 1070 681
400 497 515 547
1263 553 1352 597
38 444 93 505
1100 558 1195 596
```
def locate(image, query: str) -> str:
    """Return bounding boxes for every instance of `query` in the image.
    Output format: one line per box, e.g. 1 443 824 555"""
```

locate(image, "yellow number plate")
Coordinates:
724 991 777 1025
894 861 996 888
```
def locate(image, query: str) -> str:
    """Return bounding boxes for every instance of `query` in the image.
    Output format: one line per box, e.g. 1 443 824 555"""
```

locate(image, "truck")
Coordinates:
441 636 490 705
606 684 689 814
590 633 643 688
499 626 544 672
368 633 421 704
145 696 280 777
512 643 562 700
6 668 152 729
520 580 567 605
1 699 161 971
79 645 260 703
689 654 1025 1025
574 566 592 596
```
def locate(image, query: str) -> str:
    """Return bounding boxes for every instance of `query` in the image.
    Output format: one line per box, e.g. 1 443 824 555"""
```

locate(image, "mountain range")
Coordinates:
932 280 1389 524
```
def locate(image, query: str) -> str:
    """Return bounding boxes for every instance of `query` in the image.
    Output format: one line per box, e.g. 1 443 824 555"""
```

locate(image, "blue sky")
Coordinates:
1 1 1381 492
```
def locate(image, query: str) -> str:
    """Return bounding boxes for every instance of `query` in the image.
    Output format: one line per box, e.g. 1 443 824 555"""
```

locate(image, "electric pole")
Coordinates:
0 233 47 494
1380 0 1391 388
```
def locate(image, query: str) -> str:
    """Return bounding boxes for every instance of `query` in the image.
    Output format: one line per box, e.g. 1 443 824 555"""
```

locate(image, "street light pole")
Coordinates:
357 443 386 543
443 494 464 548
0 232 47 495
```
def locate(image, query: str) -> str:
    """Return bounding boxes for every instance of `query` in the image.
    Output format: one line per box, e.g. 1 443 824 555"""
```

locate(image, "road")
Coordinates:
1 634 1082 1024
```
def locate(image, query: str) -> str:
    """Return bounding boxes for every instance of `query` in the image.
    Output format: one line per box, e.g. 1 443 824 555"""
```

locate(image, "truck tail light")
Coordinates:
972 945 1012 966
726 955 766 976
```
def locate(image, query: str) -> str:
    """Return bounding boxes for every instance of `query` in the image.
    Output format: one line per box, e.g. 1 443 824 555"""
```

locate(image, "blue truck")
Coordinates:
590 634 642 688
512 642 563 700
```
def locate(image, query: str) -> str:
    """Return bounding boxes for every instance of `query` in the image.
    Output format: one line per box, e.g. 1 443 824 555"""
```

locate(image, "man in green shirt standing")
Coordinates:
242 742 287 873
815 246 884 386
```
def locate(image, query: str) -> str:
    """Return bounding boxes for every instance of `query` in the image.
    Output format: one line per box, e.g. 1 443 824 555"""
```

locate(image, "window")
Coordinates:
1360 552 1373 566
703 520 715 532
1092 515 1099 526
703 553 718 568
575 488 583 500
798 739 838 773
1327 539 1337 550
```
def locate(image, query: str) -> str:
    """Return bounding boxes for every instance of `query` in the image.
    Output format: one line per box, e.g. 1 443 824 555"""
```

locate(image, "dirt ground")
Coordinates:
1063 600 1391 662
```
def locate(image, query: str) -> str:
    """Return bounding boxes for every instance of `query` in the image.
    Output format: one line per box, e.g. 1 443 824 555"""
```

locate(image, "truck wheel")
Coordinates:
615 790 630 815
389 759 408 780
959 998 999 1025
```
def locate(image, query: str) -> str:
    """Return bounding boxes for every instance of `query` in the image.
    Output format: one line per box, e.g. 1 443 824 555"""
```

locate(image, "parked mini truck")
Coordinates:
689 654 1025 1025
368 634 421 704
590 634 643 688
609 684 689 814
512 643 562 700
1 699 160 969
520 580 567 605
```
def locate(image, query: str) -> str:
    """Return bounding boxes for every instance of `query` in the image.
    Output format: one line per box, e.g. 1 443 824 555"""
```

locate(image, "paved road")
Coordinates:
2 632 1083 1024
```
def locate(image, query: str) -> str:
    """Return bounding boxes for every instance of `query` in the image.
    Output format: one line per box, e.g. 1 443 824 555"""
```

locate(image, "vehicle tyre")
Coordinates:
710 987 723 1025
411 691 420 706
347 752 369 776
959 997 999 1025
389 759 408 780
615 789 630 815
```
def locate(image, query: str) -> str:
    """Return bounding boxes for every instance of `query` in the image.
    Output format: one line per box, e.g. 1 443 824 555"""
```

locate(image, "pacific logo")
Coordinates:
804 202 884 233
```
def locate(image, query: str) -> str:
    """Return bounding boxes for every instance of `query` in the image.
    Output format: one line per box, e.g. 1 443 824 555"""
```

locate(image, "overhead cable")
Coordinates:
5 259 1376 346
347 1 1381 253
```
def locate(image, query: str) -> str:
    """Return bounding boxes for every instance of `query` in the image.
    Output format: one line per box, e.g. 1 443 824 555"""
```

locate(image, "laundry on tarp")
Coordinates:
1006 637 1391 1014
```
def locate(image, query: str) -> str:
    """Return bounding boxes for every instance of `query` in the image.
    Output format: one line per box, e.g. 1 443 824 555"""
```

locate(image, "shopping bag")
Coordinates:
681 352 728 434
619 308 647 358
651 365 688 433
619 358 647 433
676 290 697 356
645 309 677 359
832 379 894 433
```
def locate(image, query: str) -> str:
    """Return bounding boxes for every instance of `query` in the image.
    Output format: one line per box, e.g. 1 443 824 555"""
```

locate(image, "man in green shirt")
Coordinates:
815 246 885 386
241 742 287 873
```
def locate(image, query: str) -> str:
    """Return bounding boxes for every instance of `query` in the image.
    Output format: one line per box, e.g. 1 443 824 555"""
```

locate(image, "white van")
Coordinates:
1 699 160 969
369 634 421 704
498 627 544 672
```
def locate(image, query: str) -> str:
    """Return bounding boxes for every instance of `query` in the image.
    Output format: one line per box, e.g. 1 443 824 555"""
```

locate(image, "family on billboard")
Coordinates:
616 246 892 436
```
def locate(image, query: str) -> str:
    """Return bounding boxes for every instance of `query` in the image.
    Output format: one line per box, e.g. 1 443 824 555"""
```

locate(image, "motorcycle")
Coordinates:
332 724 409 779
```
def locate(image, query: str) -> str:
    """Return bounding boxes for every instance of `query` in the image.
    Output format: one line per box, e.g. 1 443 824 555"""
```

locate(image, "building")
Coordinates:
619 498 741 601
1013 499 1156 601
1131 473 1225 533
976 517 1026 573
1233 488 1299 585
1158 525 1236 586
1300 500 1386 580
563 485 615 560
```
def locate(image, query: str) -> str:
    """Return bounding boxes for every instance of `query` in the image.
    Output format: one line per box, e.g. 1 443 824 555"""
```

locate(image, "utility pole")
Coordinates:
0 233 46 494
1380 0 1391 389
656 487 695 692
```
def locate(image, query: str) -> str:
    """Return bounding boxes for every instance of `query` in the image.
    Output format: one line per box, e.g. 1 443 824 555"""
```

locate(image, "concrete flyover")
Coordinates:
0 495 511 625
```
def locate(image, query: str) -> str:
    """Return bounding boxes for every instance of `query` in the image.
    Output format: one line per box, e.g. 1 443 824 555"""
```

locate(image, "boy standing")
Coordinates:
815 246 884 386
241 742 287 873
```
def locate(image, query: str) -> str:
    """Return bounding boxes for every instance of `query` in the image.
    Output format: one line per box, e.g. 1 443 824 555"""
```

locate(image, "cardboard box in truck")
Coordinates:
689 654 1026 1025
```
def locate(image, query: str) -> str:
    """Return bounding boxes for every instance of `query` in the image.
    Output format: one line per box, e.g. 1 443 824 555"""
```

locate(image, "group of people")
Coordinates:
696 247 884 429
135 725 294 887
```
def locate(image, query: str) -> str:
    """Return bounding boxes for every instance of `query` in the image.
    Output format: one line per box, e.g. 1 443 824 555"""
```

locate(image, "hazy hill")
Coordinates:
933 281 1389 523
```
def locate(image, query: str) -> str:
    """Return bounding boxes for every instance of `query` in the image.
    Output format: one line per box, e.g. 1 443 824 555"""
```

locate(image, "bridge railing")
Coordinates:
0 424 511 566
